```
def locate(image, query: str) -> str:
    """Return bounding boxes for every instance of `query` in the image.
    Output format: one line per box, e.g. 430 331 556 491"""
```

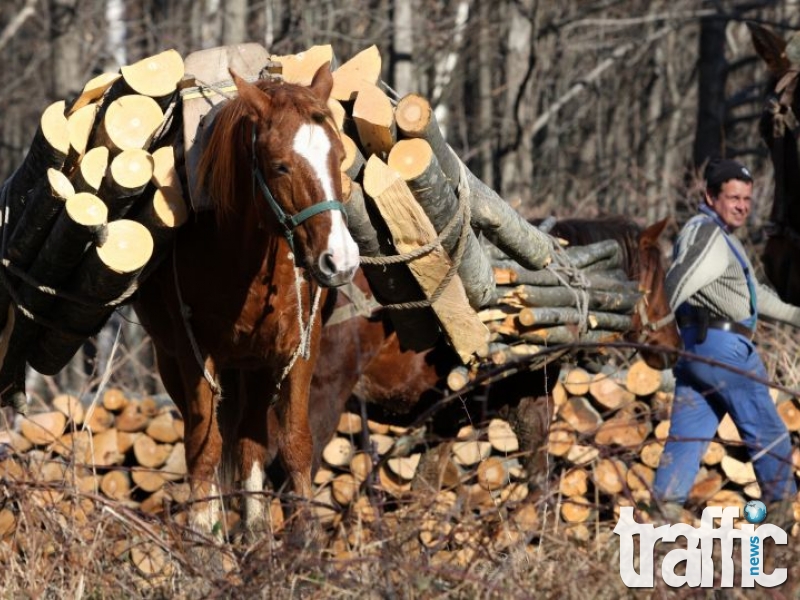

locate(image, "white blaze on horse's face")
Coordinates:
293 122 360 286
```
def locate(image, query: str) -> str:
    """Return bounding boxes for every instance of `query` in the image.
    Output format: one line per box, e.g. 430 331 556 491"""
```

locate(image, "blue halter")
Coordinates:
251 127 345 260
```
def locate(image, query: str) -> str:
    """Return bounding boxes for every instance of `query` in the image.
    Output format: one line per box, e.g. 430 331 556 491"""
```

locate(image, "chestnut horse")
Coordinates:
134 65 359 539
260 215 680 489
750 23 800 303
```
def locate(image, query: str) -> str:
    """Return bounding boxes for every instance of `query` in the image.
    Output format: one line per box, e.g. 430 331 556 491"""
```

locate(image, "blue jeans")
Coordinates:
653 326 797 504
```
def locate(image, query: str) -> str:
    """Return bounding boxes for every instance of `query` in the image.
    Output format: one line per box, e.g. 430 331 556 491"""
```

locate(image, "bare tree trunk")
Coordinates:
477 0 494 186
221 0 247 45
392 0 414 97
49 0 82 100
693 14 728 168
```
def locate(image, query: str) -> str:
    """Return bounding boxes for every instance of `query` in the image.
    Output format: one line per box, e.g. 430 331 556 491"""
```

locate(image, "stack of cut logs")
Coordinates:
0 49 187 404
270 45 637 368
1 377 798 551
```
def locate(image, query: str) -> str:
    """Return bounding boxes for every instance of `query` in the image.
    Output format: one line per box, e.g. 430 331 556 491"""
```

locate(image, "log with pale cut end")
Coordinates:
150 145 183 193
377 464 412 498
547 422 576 457
705 489 746 511
639 440 664 469
589 370 635 411
341 133 365 180
446 365 471 391
625 359 663 397
115 403 150 433
508 284 640 314
349 451 373 483
560 496 593 523
6 168 74 270
388 137 495 308
559 467 589 497
654 419 671 442
120 49 185 104
387 452 422 481
626 462 654 491
101 470 132 501
476 456 508 491
517 306 632 331
395 93 551 271
487 418 519 453
314 466 335 486
328 98 346 132
4 100 70 211
451 440 492 467
52 393 84 425
331 472 360 506
717 413 741 443
491 260 632 290
777 397 800 431
93 94 164 153
160 443 187 481
340 175 379 257
331 45 382 102
352 82 396 158
71 146 109 194
743 482 762 499
0 429 32 454
131 467 167 493
336 412 362 436
130 186 188 250
145 411 181 444
322 436 354 468
362 155 489 362
702 440 726 466
102 388 128 412
565 443 599 466
85 428 124 466
66 72 121 114
99 148 155 218
51 429 90 461
562 367 591 396
20 411 67 445
83 404 114 433
66 103 99 168
270 45 334 85
133 435 171 469
721 455 757 486
30 220 154 375
559 396 603 434
593 457 628 495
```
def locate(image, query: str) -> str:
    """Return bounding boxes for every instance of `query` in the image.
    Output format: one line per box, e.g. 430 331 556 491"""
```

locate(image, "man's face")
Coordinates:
706 179 753 230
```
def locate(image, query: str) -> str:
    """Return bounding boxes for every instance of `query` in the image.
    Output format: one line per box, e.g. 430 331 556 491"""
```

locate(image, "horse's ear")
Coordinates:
641 217 671 246
308 62 334 101
748 22 791 75
229 68 271 121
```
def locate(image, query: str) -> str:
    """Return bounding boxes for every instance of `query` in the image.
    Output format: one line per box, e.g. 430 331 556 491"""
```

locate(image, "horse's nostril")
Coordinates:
318 251 337 276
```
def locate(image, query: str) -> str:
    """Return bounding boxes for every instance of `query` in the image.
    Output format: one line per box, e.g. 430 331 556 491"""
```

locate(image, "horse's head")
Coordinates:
200 64 359 288
628 218 682 370
750 23 800 303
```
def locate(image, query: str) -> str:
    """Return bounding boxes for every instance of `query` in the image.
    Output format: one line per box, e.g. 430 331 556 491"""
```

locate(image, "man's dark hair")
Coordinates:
704 158 753 197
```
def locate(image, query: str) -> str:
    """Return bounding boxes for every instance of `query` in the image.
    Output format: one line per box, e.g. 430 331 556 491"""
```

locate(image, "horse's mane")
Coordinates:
196 79 334 219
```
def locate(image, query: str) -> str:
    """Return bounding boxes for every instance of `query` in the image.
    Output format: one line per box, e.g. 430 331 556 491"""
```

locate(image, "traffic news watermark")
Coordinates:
613 502 788 588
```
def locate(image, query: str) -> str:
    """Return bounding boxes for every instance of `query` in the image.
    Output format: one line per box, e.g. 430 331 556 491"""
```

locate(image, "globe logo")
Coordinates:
744 500 767 524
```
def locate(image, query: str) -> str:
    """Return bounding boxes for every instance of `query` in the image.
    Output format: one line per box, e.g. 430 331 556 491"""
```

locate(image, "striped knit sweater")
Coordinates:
667 211 800 327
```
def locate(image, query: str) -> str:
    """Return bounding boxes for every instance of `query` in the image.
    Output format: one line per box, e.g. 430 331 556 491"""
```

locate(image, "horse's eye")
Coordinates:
273 163 290 175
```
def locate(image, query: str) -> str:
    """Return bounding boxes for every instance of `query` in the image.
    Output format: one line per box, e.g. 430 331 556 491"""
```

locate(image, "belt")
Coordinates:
676 316 754 340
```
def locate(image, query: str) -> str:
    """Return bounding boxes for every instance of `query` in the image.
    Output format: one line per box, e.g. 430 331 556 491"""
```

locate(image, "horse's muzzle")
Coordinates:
312 250 359 288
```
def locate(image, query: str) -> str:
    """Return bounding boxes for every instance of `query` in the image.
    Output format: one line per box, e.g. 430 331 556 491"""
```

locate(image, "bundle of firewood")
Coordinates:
0 50 188 405
269 45 633 367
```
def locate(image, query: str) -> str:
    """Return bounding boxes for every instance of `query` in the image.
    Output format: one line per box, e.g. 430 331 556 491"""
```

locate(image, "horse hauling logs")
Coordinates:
0 43 645 414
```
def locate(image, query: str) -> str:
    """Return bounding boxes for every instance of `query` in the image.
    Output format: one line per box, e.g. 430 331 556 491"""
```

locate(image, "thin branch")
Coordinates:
0 0 38 54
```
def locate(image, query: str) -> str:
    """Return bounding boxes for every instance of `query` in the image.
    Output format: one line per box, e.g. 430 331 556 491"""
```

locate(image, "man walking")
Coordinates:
654 158 799 508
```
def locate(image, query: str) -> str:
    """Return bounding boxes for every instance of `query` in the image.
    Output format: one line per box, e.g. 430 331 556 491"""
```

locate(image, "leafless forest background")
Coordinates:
0 0 798 396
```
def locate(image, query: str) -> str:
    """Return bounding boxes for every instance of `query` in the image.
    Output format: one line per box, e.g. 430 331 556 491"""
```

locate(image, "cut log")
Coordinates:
336 412 362 436
322 436 354 468
133 435 172 469
451 440 492 467
129 186 188 250
115 403 150 433
564 443 599 466
547 422 576 457
341 133 365 181
626 462 654 491
86 428 124 466
559 468 589 497
20 411 67 445
30 220 154 375
331 472 360 506
362 155 489 362
6 168 74 270
388 138 495 308
508 285 640 313
702 440 726 466
777 397 800 431
487 418 519 453
625 359 663 397
717 413 742 443
160 443 187 481
66 103 99 166
99 149 155 218
328 98 346 132
562 367 592 396
720 455 757 486
589 370 635 411
93 94 164 153
491 260 633 290
83 404 114 433
559 396 603 434
446 366 471 391
387 452 422 481
476 456 508 491
560 496 593 523
131 467 167 494
271 45 334 86
331 45 382 102
394 93 551 270
52 393 84 425
150 145 183 193
349 452 373 483
352 83 396 158
593 457 628 495
101 470 132 501
71 146 109 194
102 388 128 412
119 49 185 104
639 441 664 469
